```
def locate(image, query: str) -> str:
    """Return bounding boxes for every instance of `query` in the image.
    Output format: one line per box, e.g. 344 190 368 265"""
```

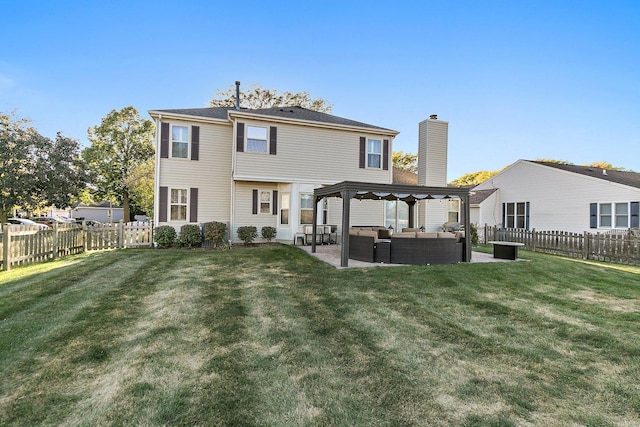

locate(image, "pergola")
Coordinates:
312 181 471 267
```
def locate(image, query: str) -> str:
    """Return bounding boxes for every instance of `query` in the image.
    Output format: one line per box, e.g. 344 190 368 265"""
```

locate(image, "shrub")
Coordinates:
178 224 202 247
261 226 277 242
470 223 479 246
203 221 228 247
154 225 177 248
237 226 257 245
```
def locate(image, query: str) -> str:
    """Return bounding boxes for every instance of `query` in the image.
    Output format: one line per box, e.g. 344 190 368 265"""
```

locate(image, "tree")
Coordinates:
0 112 85 223
123 157 154 219
209 83 333 112
392 151 418 173
84 106 154 222
449 169 502 187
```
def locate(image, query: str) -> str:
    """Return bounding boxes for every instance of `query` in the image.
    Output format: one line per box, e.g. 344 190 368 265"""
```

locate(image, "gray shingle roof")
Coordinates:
151 106 397 133
469 188 498 204
532 161 640 189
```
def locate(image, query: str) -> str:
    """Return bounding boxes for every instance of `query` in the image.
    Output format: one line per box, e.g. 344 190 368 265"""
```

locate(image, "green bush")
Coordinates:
261 226 277 242
203 221 228 247
178 224 202 247
237 226 257 245
154 225 177 248
470 223 479 246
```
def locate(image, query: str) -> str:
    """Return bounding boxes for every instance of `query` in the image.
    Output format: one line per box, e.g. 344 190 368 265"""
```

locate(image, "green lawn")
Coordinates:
1 246 639 426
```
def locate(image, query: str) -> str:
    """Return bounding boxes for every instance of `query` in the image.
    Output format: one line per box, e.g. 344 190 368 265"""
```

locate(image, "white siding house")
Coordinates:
472 160 640 233
149 106 405 242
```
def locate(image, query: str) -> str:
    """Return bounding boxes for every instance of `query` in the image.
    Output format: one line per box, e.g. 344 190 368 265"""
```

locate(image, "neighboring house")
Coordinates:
148 105 453 242
72 201 124 223
472 160 640 233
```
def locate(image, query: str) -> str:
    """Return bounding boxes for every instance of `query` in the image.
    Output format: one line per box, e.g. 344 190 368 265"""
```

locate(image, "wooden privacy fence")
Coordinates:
1 221 153 271
484 225 640 265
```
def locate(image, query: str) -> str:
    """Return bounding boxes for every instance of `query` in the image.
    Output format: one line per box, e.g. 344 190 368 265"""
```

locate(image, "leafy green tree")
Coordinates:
123 157 154 219
0 112 85 223
84 106 154 221
449 169 502 187
392 151 418 172
210 83 333 112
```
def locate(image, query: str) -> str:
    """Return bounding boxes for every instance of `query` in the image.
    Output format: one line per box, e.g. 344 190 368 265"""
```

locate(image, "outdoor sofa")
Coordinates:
348 226 463 265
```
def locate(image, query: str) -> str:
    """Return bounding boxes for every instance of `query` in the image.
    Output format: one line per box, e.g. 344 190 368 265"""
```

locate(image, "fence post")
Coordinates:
3 226 10 271
532 229 536 252
52 222 59 259
118 220 124 249
583 231 589 260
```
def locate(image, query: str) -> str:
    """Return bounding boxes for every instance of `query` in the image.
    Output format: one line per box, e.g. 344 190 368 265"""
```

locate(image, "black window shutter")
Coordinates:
383 139 389 170
269 126 277 155
631 202 639 228
525 202 530 230
237 122 245 152
252 189 258 214
191 126 200 160
589 203 598 228
272 190 278 215
359 137 366 168
189 188 198 222
502 203 506 228
159 186 168 222
160 123 169 158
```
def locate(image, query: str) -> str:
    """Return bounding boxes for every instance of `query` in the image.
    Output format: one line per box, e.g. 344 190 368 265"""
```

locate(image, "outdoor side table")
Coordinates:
375 240 391 263
488 241 524 260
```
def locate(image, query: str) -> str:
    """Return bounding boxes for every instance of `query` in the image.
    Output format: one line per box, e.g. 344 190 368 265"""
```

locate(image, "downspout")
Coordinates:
230 118 236 245
153 115 162 227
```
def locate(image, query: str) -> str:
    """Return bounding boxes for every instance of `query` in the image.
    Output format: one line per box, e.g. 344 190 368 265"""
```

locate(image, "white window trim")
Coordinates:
169 187 189 222
246 125 269 154
598 202 630 229
280 192 290 226
300 193 314 225
259 190 271 214
170 125 190 159
366 138 382 169
505 202 526 229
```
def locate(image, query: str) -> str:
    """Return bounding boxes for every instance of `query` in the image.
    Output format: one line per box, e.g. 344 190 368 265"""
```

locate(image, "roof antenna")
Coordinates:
235 81 241 110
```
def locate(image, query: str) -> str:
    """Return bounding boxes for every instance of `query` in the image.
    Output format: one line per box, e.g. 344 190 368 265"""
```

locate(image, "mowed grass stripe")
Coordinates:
1 246 639 426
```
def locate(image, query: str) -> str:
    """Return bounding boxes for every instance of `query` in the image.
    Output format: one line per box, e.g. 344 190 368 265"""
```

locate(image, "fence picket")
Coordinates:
0 222 153 271
486 226 640 265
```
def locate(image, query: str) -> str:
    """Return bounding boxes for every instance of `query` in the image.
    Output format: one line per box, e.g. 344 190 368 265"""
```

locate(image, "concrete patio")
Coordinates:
297 244 524 269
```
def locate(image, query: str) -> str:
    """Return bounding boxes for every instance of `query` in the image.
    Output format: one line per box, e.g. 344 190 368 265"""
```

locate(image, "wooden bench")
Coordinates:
488 241 524 260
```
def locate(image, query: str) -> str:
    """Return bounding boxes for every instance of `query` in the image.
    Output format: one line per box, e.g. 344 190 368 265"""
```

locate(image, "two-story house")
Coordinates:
148 105 408 242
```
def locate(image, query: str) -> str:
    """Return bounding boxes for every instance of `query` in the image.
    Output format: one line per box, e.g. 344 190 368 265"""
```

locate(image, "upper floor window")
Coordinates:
367 139 382 168
172 126 189 158
247 126 268 153
170 188 188 221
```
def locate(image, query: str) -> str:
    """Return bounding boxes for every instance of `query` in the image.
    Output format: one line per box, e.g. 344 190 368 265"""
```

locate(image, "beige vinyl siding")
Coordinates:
418 119 448 187
235 120 392 184
158 120 232 226
474 160 640 233
233 182 278 242
348 199 386 227
419 200 449 232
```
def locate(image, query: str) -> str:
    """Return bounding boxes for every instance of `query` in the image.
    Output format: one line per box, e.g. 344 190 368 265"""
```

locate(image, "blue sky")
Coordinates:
2 0 639 180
